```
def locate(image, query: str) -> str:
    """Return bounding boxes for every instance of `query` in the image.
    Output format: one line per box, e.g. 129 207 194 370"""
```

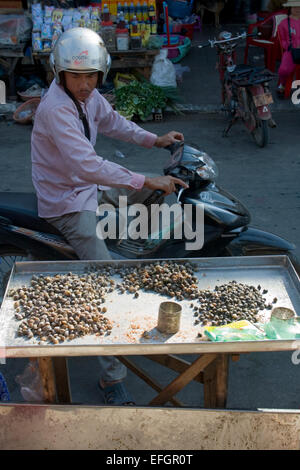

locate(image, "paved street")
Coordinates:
1 108 300 409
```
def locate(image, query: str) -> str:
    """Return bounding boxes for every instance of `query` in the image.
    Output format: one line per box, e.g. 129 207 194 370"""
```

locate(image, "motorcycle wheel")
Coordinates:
249 96 269 148
0 245 38 303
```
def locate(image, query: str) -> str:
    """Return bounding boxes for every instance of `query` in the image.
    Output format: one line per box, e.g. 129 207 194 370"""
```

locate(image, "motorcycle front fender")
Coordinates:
226 226 295 256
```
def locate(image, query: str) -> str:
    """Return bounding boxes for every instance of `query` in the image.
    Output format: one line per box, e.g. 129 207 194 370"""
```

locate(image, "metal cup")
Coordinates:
157 301 182 334
271 307 295 321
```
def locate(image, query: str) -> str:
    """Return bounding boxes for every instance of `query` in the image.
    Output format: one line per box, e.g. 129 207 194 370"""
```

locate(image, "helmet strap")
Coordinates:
60 73 91 141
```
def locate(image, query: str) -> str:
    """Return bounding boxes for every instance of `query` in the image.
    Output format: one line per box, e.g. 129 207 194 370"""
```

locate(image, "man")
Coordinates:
31 27 187 405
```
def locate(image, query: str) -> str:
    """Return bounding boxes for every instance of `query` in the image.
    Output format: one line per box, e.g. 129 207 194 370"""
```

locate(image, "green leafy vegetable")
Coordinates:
114 81 168 121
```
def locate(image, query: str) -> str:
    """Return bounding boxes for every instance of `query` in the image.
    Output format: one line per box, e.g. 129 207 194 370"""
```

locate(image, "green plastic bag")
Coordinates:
204 320 266 342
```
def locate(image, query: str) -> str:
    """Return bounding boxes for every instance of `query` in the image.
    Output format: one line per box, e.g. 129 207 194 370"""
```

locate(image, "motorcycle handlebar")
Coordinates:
198 32 261 49
164 140 184 154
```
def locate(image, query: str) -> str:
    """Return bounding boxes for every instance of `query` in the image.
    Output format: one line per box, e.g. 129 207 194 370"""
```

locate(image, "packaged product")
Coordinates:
41 23 52 40
32 32 43 51
44 6 55 24
91 6 101 20
204 320 266 342
62 10 74 29
32 2 43 31
43 40 52 52
52 8 64 24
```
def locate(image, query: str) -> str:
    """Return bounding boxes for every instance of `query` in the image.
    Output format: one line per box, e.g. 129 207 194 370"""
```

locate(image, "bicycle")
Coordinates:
199 31 275 147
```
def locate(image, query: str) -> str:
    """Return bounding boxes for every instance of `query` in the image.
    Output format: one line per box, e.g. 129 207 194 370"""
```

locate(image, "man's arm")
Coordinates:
143 175 188 195
98 95 184 151
154 131 184 148
45 103 146 190
96 94 158 148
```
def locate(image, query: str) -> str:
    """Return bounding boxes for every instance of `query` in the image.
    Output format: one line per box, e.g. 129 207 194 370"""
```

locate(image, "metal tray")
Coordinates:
1 255 300 357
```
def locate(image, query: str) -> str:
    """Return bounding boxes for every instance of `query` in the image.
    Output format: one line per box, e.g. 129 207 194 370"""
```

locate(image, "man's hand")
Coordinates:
154 131 184 148
143 175 188 196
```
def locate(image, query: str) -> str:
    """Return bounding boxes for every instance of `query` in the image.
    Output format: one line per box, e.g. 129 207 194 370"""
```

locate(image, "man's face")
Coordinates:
64 71 98 101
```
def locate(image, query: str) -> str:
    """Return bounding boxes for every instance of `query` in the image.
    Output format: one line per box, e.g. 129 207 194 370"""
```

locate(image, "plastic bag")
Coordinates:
173 64 190 82
147 35 164 50
0 14 32 45
205 320 266 342
264 317 300 340
150 49 177 88
15 360 44 402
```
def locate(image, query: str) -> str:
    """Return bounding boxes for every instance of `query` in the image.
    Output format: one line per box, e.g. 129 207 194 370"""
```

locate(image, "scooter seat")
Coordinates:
229 64 255 76
0 192 61 235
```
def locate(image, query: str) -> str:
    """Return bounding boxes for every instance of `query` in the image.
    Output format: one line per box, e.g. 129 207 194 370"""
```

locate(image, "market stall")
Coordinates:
0 12 32 98
1 255 300 408
30 1 161 80
0 0 197 118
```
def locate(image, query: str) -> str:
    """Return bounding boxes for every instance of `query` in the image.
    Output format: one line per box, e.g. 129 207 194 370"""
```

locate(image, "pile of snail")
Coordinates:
8 261 275 342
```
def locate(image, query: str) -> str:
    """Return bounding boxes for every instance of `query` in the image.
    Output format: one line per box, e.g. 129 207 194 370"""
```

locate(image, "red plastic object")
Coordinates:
167 46 179 59
244 11 288 72
180 23 193 40
164 3 171 46
13 98 41 124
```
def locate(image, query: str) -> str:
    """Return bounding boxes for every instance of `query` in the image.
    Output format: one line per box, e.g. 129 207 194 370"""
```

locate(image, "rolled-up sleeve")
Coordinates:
45 104 146 190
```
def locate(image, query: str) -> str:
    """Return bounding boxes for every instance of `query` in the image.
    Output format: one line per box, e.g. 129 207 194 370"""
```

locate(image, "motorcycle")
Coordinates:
0 141 298 298
199 31 275 148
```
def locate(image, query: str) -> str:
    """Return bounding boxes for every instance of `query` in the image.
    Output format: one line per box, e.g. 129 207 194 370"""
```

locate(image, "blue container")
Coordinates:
0 372 10 401
166 0 194 19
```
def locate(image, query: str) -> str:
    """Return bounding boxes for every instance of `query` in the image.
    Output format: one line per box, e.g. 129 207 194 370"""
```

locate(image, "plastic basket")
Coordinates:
166 0 194 19
13 98 41 124
17 91 42 102
163 34 180 46
172 36 191 63
162 35 191 62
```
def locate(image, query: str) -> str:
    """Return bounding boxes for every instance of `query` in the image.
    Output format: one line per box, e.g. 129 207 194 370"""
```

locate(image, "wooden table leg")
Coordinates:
37 357 56 403
52 357 72 403
149 353 218 407
144 354 203 383
37 357 72 404
203 354 229 408
117 356 183 407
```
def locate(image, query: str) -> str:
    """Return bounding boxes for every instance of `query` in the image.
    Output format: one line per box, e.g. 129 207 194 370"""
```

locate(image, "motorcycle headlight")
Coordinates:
196 153 219 181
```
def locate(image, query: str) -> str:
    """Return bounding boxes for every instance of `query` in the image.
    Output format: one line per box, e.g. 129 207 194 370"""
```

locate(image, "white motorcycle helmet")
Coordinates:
50 27 111 85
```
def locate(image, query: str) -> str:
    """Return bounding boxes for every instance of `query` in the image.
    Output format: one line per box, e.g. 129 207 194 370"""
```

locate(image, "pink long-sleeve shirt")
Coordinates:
278 16 300 51
31 80 158 218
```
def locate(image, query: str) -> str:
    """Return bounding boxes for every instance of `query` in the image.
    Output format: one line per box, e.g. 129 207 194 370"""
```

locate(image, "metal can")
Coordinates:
157 301 182 334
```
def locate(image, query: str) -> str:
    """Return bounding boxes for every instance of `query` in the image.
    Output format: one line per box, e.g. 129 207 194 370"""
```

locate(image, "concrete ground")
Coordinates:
0 23 300 411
